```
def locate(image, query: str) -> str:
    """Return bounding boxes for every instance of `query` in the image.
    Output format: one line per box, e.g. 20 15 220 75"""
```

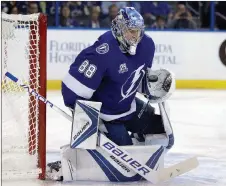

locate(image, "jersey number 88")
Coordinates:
78 60 97 78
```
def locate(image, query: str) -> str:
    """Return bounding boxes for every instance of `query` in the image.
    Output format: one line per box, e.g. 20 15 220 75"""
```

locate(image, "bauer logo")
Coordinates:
102 142 150 176
219 39 226 67
73 121 90 140
110 155 130 173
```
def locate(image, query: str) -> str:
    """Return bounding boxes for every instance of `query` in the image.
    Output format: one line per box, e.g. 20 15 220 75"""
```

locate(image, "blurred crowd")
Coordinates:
1 1 226 30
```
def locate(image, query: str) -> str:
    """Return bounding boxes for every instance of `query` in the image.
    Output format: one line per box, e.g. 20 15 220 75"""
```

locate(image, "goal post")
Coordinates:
2 13 47 180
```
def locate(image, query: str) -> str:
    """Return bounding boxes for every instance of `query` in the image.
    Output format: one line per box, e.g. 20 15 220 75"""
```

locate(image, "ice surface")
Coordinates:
2 90 226 186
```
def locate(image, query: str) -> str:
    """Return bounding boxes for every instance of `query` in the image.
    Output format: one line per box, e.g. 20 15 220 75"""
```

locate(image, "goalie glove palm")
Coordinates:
143 68 175 103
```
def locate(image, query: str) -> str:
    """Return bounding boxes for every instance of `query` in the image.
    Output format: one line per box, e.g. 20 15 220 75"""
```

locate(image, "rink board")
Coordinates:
46 30 226 90
3 29 226 89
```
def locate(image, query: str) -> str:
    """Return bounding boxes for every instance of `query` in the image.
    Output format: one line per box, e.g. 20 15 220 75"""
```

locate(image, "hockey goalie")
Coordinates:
46 7 198 183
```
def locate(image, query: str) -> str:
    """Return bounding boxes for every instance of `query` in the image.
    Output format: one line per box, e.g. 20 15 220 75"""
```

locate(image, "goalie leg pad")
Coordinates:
61 145 77 181
145 134 168 147
70 100 102 150
46 145 77 181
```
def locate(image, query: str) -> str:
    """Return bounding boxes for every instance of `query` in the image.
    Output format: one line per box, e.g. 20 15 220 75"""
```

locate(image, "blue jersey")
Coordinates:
62 31 155 121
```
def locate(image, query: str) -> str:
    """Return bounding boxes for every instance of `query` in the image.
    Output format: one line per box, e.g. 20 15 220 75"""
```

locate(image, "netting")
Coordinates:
1 13 45 179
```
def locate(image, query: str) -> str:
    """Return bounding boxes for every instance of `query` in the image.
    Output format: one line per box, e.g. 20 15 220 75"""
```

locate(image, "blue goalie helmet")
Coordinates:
111 7 145 55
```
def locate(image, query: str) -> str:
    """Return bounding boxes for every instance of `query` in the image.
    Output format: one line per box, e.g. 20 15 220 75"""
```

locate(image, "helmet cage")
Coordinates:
111 7 145 53
118 18 143 46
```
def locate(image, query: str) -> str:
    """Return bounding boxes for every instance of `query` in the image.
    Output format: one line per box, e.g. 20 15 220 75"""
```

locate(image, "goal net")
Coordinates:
1 13 47 180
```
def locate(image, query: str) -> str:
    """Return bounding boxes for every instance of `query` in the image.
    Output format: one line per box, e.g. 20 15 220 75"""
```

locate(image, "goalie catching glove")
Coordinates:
142 68 176 103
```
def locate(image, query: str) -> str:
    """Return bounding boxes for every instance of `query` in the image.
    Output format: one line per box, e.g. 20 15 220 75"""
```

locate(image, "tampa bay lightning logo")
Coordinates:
96 43 109 54
120 64 145 102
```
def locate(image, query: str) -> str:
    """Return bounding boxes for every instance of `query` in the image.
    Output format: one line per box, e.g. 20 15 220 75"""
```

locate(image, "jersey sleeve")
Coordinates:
62 41 107 108
138 36 156 95
147 36 155 68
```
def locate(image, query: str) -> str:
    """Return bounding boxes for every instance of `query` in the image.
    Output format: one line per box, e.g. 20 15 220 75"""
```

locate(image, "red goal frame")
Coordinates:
28 13 47 180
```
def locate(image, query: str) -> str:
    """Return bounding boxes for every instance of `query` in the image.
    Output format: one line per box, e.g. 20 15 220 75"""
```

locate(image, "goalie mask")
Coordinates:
111 7 145 55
